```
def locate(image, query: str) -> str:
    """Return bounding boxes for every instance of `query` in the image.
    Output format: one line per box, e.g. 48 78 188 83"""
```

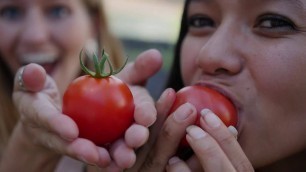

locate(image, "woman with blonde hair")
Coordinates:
0 0 161 171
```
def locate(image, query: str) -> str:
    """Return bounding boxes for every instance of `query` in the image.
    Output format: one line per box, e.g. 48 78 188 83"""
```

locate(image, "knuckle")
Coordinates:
200 144 220 159
160 124 174 140
235 161 254 172
218 131 235 146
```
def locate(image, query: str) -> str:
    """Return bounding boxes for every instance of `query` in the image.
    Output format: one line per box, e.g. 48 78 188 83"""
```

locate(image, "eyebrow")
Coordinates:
189 0 305 11
278 0 305 11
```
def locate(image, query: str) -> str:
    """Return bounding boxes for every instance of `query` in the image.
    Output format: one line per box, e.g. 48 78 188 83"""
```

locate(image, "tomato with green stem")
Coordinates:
62 50 134 146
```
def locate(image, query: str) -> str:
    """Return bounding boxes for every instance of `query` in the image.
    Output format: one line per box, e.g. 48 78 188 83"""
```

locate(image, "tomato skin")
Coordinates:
169 85 238 149
62 75 134 146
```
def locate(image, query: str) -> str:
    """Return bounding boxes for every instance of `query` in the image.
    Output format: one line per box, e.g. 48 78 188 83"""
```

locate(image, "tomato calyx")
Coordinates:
79 49 128 78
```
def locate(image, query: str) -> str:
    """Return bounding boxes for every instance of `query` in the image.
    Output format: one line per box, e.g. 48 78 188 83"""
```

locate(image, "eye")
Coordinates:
188 14 215 28
0 6 22 21
47 5 70 19
255 14 297 34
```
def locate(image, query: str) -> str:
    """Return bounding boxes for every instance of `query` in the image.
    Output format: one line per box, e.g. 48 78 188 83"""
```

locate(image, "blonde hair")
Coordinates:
0 0 124 158
83 0 124 68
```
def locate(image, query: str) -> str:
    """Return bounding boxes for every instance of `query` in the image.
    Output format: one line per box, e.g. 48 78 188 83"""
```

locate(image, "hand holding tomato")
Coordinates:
62 49 163 170
63 50 134 146
10 49 162 171
126 86 239 171
166 109 253 172
168 85 238 157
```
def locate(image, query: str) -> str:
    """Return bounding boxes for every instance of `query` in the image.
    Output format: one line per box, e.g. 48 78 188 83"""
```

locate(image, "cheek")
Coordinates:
251 48 306 105
50 17 93 94
55 27 91 55
180 37 203 85
53 15 93 58
0 24 20 74
250 48 306 116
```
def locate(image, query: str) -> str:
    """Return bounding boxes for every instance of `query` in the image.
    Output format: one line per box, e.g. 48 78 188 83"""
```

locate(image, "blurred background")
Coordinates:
103 0 185 99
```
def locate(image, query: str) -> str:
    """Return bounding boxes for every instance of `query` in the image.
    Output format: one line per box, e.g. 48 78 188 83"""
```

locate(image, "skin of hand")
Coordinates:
8 49 162 171
96 49 163 171
124 92 241 172
101 49 163 170
123 88 197 172
166 109 253 172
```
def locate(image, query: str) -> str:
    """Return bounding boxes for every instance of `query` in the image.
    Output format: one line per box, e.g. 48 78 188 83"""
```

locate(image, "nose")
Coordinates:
197 23 244 76
19 9 49 47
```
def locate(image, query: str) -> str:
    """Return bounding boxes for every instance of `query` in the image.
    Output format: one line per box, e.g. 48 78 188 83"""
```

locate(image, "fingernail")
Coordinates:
201 109 220 128
158 88 171 103
228 126 238 139
168 156 181 165
186 125 206 139
173 103 194 122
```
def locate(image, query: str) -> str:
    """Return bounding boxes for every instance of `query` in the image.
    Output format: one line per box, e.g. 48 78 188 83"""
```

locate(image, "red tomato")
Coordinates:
62 49 134 146
169 85 237 149
63 75 134 146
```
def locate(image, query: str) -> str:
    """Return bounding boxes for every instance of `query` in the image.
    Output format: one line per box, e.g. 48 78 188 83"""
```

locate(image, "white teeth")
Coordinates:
19 53 57 64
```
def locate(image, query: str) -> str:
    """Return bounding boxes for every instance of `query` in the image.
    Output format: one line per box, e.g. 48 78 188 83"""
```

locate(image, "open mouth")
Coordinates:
40 60 59 74
19 53 59 74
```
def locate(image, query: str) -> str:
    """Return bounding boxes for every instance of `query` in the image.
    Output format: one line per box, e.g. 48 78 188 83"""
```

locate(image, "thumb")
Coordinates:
117 49 163 85
14 63 46 92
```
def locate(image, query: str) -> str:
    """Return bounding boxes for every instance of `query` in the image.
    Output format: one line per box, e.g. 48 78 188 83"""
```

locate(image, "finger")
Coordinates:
60 139 111 168
13 65 78 141
166 157 192 172
96 147 112 167
228 125 238 139
126 88 176 172
117 49 162 85
18 93 79 141
14 63 46 92
199 109 253 171
43 114 79 141
186 125 236 172
186 155 203 172
66 141 111 168
140 102 197 172
98 162 122 172
125 124 149 148
33 126 109 167
154 88 177 129
131 86 157 127
110 139 136 169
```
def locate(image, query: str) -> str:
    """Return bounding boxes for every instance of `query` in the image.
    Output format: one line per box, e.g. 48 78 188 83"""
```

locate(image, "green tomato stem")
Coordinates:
79 48 128 78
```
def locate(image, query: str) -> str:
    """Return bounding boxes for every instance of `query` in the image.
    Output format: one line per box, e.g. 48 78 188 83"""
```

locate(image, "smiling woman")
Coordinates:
0 0 124 95
0 0 125 171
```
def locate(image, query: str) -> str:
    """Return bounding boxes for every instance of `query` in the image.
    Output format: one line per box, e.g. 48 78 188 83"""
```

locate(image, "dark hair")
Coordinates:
0 56 14 93
166 0 190 91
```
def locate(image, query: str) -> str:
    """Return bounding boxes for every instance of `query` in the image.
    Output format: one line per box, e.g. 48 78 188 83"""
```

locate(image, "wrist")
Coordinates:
0 122 61 172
